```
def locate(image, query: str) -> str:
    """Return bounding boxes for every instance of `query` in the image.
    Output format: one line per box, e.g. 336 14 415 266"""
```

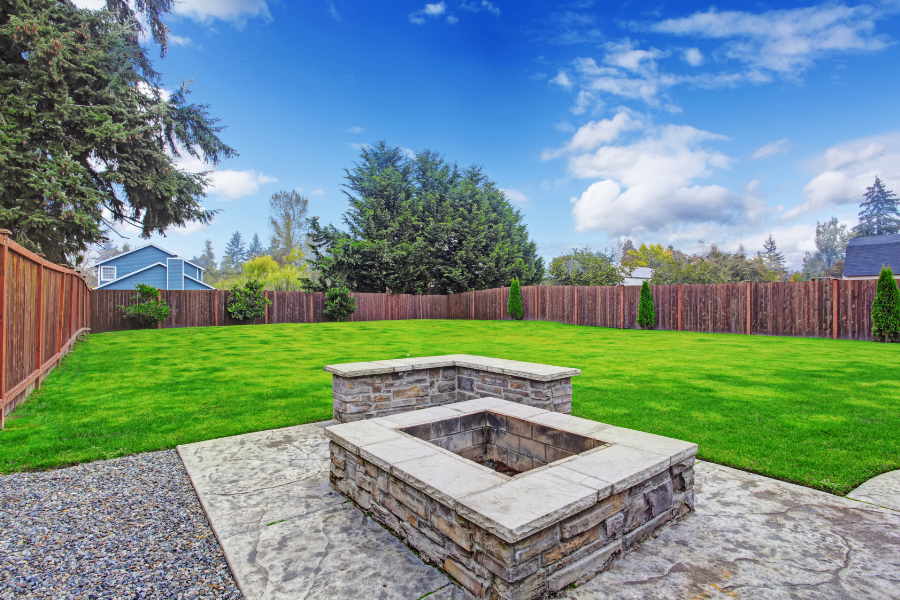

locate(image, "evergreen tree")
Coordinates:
802 218 851 277
637 281 655 330
762 234 786 274
303 142 543 293
223 232 246 269
0 0 235 264
191 240 217 271
507 277 523 320
547 247 624 286
853 177 900 237
872 267 900 343
247 233 264 260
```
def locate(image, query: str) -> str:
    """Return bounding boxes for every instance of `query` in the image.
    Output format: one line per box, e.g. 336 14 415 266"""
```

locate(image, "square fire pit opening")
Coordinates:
401 410 605 476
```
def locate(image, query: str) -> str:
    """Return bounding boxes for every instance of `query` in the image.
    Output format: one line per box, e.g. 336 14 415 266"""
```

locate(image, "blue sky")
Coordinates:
79 0 900 267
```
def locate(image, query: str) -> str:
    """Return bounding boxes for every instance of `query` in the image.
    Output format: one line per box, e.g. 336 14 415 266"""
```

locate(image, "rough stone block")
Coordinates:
646 479 674 518
445 558 487 599
477 525 560 568
605 512 625 539
560 491 626 539
546 539 621 592
478 553 540 582
489 570 546 600
542 525 600 565
624 509 672 549
389 478 428 518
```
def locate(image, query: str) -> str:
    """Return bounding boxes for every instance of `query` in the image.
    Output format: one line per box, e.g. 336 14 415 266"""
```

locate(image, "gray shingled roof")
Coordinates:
843 234 900 276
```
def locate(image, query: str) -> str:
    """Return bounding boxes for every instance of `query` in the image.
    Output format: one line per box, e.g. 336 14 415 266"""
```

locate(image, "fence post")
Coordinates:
156 289 161 329
419 294 422 320
57 269 65 364
36 257 44 389
833 279 838 340
677 283 682 331
574 286 578 325
471 291 474 320
0 231 7 429
746 281 751 335
214 289 219 327
620 285 624 329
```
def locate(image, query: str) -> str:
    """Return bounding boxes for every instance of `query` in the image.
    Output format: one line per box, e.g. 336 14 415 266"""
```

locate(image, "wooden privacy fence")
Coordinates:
1 232 92 428
91 280 887 341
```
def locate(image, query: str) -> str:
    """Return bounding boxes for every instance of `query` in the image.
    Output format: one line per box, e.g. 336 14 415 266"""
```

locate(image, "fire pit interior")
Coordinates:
401 411 606 476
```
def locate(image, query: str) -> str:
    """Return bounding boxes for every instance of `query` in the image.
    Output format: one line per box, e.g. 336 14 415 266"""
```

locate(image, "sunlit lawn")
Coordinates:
2 320 898 495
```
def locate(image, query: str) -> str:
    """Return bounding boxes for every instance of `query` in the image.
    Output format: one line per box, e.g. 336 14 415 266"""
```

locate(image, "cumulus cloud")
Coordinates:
782 132 900 219
499 189 529 207
460 1 500 16
409 2 446 24
172 0 272 24
682 47 704 66
550 71 574 89
346 126 363 134
174 153 277 201
168 34 193 47
751 138 792 159
651 5 890 77
544 113 770 237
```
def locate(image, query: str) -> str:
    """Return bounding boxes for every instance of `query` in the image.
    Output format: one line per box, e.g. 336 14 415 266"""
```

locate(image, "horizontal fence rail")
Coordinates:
90 280 889 342
1 233 92 428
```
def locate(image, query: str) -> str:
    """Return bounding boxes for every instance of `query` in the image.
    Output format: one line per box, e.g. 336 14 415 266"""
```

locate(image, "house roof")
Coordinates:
94 262 166 289
843 234 900 276
95 243 205 271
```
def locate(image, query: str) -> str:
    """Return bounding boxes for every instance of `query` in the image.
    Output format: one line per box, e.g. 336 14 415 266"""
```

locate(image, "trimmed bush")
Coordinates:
324 286 357 322
227 279 272 322
637 281 655 330
872 266 900 343
508 277 524 320
120 284 170 326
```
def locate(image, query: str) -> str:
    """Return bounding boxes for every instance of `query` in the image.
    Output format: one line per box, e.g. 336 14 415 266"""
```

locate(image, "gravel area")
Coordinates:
0 450 242 599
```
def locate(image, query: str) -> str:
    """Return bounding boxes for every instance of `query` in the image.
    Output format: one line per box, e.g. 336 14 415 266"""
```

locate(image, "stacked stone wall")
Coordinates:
333 367 573 423
330 439 695 599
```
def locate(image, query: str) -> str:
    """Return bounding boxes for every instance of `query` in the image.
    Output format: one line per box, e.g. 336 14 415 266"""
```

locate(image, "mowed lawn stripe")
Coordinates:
1 320 897 495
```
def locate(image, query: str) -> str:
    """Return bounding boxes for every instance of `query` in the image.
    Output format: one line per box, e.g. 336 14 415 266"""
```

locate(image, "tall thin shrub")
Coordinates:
637 281 655 330
872 266 900 342
508 277 523 320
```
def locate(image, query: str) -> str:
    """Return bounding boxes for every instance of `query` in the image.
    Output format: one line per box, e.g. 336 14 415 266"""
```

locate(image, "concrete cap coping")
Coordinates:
323 354 581 381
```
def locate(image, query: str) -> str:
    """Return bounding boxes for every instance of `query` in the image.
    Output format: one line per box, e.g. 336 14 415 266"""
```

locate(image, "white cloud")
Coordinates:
346 126 363 134
460 1 500 16
311 188 326 195
751 138 792 159
544 113 767 237
782 132 900 219
326 0 342 22
172 0 272 24
550 71 574 89
168 34 193 46
447 15 459 24
683 47 704 66
554 122 575 133
410 2 447 24
651 5 890 77
500 189 529 207
174 153 277 201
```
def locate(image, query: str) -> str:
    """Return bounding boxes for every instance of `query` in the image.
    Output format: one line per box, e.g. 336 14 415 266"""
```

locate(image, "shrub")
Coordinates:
120 284 170 326
324 286 356 322
227 279 272 322
637 281 655 330
508 277 524 320
872 266 900 343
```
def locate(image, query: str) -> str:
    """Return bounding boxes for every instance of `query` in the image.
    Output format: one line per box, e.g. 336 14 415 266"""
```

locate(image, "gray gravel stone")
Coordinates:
0 450 241 599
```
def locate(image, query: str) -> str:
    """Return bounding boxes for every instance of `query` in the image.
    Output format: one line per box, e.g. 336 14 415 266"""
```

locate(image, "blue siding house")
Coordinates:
95 244 215 290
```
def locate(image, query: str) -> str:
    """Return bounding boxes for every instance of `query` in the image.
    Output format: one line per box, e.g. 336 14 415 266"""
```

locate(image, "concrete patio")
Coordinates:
178 422 900 599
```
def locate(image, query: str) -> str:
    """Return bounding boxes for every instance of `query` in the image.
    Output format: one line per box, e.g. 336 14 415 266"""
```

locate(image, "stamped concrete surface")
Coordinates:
846 469 900 512
179 424 900 600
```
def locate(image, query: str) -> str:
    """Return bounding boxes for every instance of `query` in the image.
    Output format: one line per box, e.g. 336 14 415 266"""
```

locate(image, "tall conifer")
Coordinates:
853 177 900 237
872 267 900 342
508 277 523 320
637 281 655 330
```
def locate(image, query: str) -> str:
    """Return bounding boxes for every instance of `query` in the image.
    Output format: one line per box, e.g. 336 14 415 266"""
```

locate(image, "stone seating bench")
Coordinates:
324 355 580 424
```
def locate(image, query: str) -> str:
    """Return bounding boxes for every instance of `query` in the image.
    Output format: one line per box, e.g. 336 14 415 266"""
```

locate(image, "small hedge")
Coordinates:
324 286 356 322
227 279 272 321
120 284 170 326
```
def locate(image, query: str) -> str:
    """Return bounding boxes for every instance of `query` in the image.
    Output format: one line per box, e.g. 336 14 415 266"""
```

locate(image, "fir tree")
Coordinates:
191 240 217 271
507 277 523 320
637 281 655 330
0 0 235 263
853 177 900 237
247 233 264 260
762 234 786 274
872 267 900 343
223 232 246 269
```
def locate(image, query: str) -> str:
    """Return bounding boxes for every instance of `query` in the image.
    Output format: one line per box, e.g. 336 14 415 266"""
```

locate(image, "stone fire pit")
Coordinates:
326 397 697 599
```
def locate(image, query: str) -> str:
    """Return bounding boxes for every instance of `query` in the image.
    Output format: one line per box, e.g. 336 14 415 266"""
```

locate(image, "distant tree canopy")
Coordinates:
0 0 234 264
546 247 624 286
650 242 779 284
801 217 851 279
853 177 899 237
303 142 544 294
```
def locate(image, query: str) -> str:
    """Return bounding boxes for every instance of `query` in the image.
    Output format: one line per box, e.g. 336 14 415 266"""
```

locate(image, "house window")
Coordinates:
100 266 116 281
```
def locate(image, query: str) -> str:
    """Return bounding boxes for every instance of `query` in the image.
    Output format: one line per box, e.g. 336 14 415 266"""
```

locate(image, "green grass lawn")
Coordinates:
2 320 898 495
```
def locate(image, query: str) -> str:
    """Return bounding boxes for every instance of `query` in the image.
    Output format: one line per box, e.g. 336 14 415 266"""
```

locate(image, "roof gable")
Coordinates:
96 243 176 267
